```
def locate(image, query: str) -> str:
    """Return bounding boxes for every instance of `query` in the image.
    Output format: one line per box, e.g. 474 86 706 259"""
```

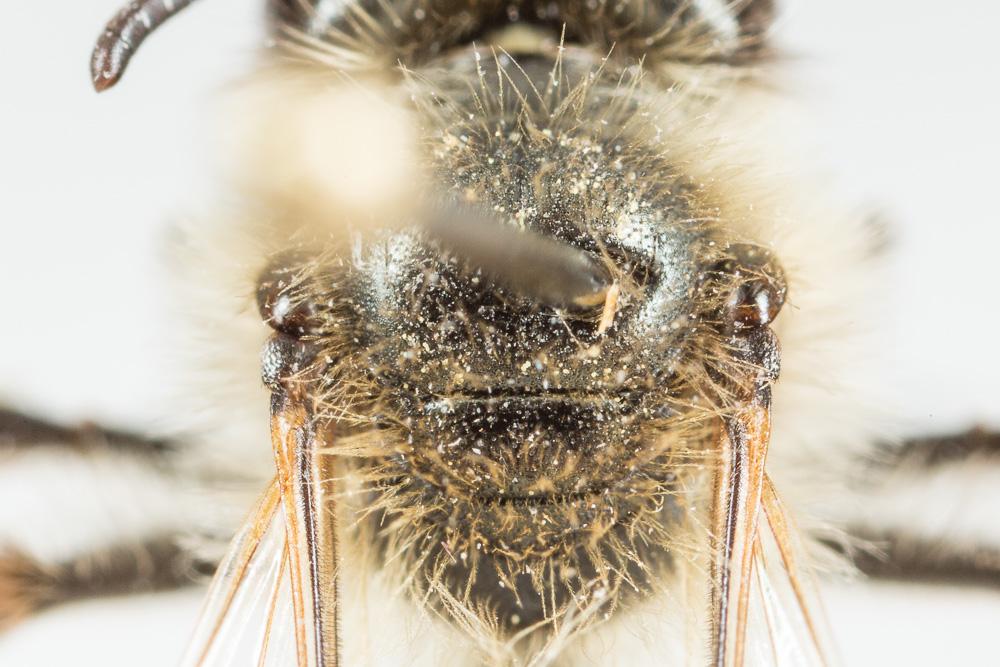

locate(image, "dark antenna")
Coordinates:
91 0 199 92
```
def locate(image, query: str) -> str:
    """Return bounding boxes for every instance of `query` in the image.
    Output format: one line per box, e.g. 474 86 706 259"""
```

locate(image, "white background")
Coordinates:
1 0 999 664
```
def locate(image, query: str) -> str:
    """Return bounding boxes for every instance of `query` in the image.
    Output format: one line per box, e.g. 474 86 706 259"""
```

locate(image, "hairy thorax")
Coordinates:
256 40 769 635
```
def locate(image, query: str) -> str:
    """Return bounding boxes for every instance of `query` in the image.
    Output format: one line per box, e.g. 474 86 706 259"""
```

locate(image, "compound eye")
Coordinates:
256 253 321 337
271 0 507 64
717 243 786 331
558 0 776 65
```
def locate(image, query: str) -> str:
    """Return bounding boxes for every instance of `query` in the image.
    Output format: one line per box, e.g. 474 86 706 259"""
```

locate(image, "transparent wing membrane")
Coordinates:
182 482 299 666
746 481 830 667
706 329 828 667
183 386 341 667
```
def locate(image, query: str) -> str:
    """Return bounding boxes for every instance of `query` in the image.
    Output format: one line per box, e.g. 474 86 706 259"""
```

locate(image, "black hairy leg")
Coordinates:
838 429 1000 589
886 429 1000 468
0 534 214 630
0 407 211 629
846 530 1000 589
0 406 175 461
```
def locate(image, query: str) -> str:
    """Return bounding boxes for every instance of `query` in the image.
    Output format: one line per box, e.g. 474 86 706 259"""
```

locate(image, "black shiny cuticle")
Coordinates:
261 333 319 392
256 254 320 337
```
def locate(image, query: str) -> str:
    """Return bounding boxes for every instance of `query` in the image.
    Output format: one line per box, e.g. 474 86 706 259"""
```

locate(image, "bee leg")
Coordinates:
840 429 1000 588
0 406 174 460
0 409 206 627
844 529 1000 588
884 428 1000 466
0 534 213 630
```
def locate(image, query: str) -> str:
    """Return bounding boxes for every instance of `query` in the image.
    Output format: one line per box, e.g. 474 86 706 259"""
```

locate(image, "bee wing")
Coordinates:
181 480 299 666
709 395 770 667
709 328 828 666
267 389 341 667
712 412 829 667
182 388 341 667
742 477 831 667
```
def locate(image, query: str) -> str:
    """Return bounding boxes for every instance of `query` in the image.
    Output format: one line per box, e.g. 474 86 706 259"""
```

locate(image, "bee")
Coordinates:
1 1 997 665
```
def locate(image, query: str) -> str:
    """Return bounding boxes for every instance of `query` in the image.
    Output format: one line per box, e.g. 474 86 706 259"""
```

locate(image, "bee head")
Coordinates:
92 0 775 91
